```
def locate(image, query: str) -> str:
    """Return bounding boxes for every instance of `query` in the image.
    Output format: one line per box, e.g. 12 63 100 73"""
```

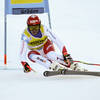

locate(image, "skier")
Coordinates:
20 15 87 73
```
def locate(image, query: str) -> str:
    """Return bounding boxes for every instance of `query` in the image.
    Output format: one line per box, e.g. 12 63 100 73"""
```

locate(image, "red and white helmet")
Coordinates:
27 15 41 26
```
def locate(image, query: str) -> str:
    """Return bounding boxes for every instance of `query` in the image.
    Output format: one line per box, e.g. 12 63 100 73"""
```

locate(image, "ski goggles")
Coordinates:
28 25 40 31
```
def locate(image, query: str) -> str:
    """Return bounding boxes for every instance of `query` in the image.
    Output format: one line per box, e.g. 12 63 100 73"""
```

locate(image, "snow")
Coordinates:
0 0 100 100
0 70 100 100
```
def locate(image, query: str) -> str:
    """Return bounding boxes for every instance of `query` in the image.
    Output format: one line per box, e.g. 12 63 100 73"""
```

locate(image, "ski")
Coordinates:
43 69 100 77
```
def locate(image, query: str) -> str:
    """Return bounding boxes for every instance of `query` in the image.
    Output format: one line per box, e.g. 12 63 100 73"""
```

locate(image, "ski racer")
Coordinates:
20 15 87 73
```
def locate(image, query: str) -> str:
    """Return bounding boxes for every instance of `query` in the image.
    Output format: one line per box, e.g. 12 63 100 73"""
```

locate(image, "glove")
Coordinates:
63 53 73 67
21 61 32 73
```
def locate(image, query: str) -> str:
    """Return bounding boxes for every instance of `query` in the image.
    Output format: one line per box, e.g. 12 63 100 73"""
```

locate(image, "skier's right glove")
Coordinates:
21 61 32 73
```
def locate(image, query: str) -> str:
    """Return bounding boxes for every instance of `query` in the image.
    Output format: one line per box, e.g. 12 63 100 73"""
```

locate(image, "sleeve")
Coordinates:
19 33 32 69
44 26 68 55
19 33 29 62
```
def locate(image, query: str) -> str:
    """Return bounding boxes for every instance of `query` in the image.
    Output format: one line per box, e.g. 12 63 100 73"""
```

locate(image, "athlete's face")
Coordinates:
28 24 40 35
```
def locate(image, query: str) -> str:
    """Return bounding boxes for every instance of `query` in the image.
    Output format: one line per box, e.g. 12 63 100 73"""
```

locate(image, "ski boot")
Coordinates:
49 61 66 71
70 62 88 72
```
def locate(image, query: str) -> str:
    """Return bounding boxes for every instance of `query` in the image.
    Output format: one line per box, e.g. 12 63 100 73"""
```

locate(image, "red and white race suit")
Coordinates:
20 25 68 69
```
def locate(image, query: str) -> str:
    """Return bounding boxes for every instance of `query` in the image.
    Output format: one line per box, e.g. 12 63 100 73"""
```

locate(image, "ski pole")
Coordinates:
31 68 36 72
73 60 100 66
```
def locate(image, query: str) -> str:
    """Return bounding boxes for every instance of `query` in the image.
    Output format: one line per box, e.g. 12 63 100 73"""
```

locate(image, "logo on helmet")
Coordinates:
30 20 38 24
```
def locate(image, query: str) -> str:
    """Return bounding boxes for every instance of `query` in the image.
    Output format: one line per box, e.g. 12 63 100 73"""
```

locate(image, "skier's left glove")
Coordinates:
63 53 73 67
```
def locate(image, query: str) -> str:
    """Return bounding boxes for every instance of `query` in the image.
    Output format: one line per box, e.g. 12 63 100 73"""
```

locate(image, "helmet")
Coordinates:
27 15 41 26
